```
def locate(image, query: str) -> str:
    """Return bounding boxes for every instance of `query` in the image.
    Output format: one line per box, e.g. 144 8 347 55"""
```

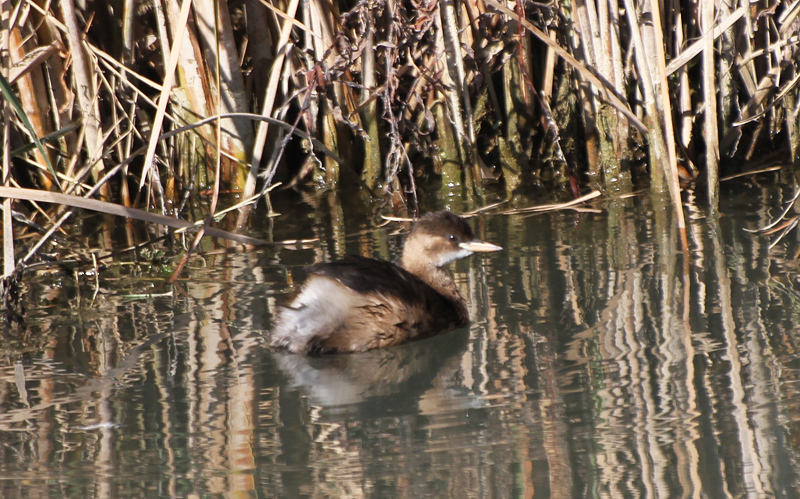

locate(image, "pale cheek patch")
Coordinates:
434 248 472 267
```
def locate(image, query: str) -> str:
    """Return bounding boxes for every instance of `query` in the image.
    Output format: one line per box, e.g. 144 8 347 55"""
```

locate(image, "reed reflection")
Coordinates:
2 187 800 498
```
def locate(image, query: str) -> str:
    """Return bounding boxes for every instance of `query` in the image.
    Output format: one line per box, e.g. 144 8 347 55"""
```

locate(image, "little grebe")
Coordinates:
270 211 502 354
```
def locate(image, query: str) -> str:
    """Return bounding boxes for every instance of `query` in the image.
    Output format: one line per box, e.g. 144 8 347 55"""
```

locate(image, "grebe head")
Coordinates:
402 211 502 269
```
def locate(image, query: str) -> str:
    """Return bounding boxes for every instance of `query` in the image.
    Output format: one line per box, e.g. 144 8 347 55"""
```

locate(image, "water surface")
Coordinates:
2 183 800 498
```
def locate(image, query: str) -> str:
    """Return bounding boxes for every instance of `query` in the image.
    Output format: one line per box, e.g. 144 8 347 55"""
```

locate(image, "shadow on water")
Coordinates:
2 182 800 497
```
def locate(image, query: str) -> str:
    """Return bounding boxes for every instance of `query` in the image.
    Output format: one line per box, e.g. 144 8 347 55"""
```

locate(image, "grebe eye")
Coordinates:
448 234 458 242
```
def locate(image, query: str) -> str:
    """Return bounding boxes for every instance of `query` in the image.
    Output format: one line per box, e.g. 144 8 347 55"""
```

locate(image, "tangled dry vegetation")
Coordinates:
0 0 799 315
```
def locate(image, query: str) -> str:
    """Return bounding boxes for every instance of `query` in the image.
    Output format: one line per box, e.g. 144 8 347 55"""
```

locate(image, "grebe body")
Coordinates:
270 211 501 354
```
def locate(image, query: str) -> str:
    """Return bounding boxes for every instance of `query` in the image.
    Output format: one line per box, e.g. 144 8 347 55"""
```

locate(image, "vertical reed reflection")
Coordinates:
2 187 800 497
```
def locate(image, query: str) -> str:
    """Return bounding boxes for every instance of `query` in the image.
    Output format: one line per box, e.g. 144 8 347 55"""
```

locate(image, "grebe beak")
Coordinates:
460 240 503 252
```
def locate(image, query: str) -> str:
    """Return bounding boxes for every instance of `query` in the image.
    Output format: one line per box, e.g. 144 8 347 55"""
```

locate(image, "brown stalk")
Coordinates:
360 24 382 190
484 0 646 134
592 0 630 191
673 0 693 152
719 165 782 181
664 7 746 76
649 3 686 244
7 41 58 84
34 12 76 165
193 0 254 186
603 0 625 93
0 186 270 247
568 0 601 183
311 0 356 185
491 190 602 215
59 0 109 198
3 0 14 278
440 0 477 155
91 44 164 94
716 0 737 156
241 0 301 204
621 0 686 239
304 1 328 183
380 0 406 202
162 0 218 192
733 66 795 126
429 9 466 199
9 29 55 189
109 76 125 185
767 217 799 249
139 0 193 193
121 0 135 66
702 0 720 211
760 216 799 236
542 29 557 99
121 101 137 209
168 3 232 285
575 0 599 69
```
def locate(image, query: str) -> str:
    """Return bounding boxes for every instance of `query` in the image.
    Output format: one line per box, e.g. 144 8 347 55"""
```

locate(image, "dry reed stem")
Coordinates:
574 0 629 189
569 0 601 181
646 0 685 235
441 0 475 147
492 190 602 215
194 0 254 175
664 7 746 75
91 44 164 93
432 2 466 190
2 0 14 278
121 0 135 66
59 0 108 198
720 165 783 181
701 0 719 210
734 67 796 126
242 0 301 201
674 3 693 153
9 30 54 189
485 0 646 134
360 25 382 189
0 186 270 247
139 0 193 192
7 41 58 84
619 0 674 203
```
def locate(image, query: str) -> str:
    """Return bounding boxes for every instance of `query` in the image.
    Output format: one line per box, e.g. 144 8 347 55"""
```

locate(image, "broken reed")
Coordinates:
2 0 799 231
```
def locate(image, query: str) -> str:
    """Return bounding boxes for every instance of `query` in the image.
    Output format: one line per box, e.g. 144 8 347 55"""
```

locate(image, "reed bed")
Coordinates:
0 0 799 320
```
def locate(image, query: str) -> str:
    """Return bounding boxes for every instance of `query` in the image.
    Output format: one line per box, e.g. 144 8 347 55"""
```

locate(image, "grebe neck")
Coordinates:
402 255 468 321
